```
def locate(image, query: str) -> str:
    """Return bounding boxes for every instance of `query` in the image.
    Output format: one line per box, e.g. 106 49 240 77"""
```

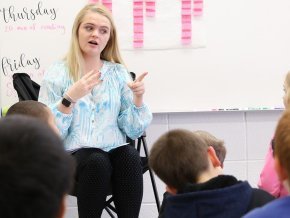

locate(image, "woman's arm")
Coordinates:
116 65 152 140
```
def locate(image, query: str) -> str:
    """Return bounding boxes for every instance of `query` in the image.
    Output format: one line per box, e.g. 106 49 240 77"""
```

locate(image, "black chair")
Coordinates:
13 73 40 101
12 72 161 217
104 133 161 217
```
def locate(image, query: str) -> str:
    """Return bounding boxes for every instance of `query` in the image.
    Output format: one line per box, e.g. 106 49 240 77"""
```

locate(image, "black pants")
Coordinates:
72 145 143 218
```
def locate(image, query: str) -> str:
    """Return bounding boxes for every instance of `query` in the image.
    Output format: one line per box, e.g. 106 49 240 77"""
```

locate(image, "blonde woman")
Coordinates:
39 3 152 218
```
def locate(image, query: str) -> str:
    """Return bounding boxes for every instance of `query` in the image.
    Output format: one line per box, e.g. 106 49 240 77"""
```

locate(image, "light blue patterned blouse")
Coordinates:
39 60 152 152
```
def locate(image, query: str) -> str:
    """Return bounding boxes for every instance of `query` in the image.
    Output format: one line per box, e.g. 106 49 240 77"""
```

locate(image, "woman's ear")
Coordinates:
274 157 288 181
207 146 221 168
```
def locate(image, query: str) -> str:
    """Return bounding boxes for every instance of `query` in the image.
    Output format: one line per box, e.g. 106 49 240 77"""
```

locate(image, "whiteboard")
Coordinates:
1 0 290 112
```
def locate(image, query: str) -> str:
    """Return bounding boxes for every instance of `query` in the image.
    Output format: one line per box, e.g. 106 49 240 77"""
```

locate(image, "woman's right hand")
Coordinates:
66 69 101 101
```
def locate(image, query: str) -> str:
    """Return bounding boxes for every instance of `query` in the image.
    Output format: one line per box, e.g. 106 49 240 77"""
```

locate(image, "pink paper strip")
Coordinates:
134 41 143 48
133 0 144 48
182 31 192 37
134 17 143 23
181 0 192 45
133 10 143 17
182 38 191 45
146 0 156 17
193 0 203 17
134 25 144 32
182 9 191 15
182 23 191 29
101 0 112 11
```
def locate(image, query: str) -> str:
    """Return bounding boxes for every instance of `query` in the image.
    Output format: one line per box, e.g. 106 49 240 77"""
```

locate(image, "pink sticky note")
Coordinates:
193 9 203 17
146 0 155 6
182 15 191 22
182 23 191 29
134 41 143 48
146 10 155 17
193 0 203 17
182 38 191 45
134 32 144 40
182 9 191 15
134 17 143 23
182 30 192 38
133 10 143 17
134 25 143 32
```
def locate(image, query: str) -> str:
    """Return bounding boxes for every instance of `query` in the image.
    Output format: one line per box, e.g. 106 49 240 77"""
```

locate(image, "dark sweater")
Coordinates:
159 175 274 218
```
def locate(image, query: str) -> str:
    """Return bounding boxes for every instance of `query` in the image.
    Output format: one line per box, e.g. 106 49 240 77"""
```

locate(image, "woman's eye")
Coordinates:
85 26 93 31
100 29 108 34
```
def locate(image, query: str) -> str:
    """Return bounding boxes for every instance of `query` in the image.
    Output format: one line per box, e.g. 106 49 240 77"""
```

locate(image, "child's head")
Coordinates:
283 71 290 108
149 129 216 191
6 100 58 134
274 109 290 189
0 115 74 218
194 130 226 167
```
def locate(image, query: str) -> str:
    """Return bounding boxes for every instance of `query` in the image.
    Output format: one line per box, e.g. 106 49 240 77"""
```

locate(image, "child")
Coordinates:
6 100 59 134
244 110 290 217
258 71 290 198
0 115 75 218
149 129 274 218
194 130 227 167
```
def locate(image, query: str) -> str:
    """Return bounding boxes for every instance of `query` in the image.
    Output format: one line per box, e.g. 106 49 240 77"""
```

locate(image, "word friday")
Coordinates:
0 1 57 23
1 54 40 76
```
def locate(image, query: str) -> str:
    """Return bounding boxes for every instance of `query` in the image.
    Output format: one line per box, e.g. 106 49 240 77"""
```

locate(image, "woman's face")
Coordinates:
78 11 111 58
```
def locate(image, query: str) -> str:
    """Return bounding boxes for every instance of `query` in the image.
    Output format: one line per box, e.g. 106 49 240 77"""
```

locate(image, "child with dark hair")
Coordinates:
149 129 274 218
0 115 75 218
6 100 59 134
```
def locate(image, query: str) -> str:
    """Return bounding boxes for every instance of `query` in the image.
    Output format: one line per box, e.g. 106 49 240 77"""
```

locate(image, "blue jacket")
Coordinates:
160 175 274 218
244 196 290 218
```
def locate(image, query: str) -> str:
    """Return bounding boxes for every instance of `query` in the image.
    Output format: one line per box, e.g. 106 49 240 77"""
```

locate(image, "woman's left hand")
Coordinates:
128 72 148 107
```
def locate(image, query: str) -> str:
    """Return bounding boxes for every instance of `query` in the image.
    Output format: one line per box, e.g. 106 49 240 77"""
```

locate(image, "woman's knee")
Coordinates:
85 152 112 172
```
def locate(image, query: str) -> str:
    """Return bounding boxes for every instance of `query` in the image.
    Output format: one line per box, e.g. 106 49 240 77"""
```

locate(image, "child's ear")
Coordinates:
166 185 177 195
56 195 66 218
208 146 221 168
274 157 288 181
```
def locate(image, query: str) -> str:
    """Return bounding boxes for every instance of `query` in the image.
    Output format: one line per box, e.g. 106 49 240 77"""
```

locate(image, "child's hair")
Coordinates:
194 130 226 165
0 115 75 218
149 129 209 191
6 100 50 123
274 109 290 185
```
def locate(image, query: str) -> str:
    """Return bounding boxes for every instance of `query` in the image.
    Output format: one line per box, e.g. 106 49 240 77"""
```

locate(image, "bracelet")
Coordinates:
64 93 76 103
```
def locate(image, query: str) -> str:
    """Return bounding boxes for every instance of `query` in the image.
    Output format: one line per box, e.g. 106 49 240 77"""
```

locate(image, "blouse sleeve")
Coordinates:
116 64 153 140
38 62 73 138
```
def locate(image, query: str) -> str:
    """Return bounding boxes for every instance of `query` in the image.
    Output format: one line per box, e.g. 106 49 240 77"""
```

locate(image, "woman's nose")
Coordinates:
92 29 99 37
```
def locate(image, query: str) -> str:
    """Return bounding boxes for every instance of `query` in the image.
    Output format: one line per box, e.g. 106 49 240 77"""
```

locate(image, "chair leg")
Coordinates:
104 207 116 218
140 136 161 212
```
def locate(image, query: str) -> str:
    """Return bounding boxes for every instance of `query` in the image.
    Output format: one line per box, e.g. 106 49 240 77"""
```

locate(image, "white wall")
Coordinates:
65 110 282 218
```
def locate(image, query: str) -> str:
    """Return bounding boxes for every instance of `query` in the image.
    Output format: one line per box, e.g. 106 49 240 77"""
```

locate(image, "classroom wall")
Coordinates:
65 110 282 218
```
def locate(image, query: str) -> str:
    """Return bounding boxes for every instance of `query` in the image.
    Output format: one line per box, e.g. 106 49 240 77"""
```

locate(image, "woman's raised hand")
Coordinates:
128 72 148 107
66 69 101 101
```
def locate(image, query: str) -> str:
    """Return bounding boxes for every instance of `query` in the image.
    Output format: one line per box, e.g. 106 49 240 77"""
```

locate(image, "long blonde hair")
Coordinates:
284 71 290 108
64 3 124 82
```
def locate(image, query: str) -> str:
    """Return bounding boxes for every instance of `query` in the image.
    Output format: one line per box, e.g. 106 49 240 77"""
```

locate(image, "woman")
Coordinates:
39 3 152 218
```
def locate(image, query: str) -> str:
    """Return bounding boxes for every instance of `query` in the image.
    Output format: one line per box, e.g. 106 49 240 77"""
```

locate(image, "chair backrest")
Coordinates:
13 73 40 101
